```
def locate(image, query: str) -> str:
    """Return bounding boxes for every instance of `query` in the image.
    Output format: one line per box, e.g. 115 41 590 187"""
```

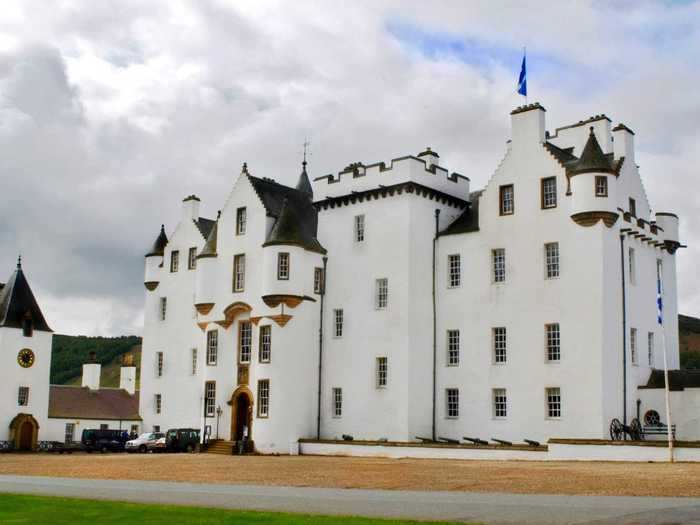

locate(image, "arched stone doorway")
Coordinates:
228 386 254 452
9 413 39 451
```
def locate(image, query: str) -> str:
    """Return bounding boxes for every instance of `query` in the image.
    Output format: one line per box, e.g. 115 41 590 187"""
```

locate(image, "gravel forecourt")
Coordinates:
1 453 699 497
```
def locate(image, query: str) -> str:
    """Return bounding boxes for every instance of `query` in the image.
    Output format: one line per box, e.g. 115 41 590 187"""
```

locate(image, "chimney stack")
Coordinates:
612 123 635 163
182 195 200 222
119 353 137 395
510 103 546 149
82 351 101 391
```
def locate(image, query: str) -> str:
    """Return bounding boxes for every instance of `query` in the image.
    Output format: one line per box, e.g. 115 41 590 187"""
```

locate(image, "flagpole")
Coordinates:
661 325 674 462
523 47 527 105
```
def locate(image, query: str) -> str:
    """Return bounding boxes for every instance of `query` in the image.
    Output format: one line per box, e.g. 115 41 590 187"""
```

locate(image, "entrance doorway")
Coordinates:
19 421 33 450
229 387 253 451
9 413 39 451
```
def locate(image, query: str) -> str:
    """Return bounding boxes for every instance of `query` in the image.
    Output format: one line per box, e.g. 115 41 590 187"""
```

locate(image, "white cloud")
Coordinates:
0 0 698 335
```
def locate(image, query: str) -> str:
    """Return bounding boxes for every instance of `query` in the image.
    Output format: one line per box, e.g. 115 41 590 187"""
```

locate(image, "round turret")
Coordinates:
144 225 167 291
569 128 619 227
655 212 680 253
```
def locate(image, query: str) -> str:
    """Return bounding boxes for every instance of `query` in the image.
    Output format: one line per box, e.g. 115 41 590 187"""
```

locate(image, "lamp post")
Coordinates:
216 405 222 440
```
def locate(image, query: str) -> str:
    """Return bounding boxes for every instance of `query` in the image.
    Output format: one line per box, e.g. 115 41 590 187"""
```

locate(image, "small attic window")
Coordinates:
22 314 33 337
629 198 637 218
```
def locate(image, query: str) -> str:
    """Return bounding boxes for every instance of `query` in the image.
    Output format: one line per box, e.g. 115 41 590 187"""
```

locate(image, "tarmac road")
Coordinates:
0 474 698 524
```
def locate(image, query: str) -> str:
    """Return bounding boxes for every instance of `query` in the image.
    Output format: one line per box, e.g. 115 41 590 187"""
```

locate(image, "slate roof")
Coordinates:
145 225 168 257
197 218 218 258
641 369 700 391
569 128 618 175
440 190 483 236
295 163 313 198
250 175 326 254
0 262 51 332
48 386 141 420
194 217 216 240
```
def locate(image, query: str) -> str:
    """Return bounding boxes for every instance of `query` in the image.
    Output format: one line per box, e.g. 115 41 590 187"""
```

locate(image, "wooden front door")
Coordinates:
19 421 33 451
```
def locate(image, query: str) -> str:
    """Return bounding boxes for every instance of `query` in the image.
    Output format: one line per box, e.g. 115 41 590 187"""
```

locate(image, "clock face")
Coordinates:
17 349 35 368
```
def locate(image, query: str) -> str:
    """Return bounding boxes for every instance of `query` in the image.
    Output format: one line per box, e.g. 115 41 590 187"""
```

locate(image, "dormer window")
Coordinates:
499 184 514 215
22 314 33 337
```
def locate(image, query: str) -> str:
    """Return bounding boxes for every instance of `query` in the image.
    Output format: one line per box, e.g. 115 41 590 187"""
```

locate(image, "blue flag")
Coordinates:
517 53 527 96
657 278 663 325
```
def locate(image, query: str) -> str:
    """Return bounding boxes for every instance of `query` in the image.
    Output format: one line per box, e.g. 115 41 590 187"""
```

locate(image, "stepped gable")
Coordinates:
48 385 141 420
249 175 326 254
441 190 483 236
0 260 51 332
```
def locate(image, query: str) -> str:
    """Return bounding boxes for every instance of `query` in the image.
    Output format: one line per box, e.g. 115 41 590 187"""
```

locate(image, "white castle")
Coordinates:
139 102 695 454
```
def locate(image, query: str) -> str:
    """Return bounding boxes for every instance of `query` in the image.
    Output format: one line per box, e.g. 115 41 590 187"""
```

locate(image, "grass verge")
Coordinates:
0 493 471 524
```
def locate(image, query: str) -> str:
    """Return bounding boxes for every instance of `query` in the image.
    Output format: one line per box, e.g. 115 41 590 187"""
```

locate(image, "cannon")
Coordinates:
609 417 643 441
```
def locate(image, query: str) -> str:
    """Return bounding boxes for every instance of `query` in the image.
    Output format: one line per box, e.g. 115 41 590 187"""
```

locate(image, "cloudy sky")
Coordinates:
0 1 698 336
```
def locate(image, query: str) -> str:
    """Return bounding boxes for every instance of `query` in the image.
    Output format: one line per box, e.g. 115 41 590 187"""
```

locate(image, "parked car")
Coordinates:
165 428 200 453
81 429 129 453
125 432 165 453
147 435 167 453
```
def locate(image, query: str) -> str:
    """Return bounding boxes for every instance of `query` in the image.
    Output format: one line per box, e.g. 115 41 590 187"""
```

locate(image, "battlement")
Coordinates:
312 150 470 201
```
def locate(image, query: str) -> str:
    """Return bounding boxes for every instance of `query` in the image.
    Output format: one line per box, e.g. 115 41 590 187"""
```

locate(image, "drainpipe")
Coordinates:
317 256 328 440
620 234 628 438
432 209 440 441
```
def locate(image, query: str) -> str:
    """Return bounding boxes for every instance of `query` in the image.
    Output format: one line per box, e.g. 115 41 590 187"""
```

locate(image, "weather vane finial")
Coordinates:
302 138 311 169
17 254 22 269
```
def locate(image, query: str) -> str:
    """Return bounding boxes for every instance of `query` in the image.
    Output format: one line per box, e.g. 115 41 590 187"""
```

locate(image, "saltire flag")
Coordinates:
657 278 663 325
517 53 527 96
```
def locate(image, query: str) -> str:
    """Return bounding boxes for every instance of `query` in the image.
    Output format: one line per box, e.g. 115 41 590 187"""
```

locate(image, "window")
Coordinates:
155 394 162 414
376 357 388 388
595 176 608 197
354 214 365 242
191 348 197 375
545 323 561 362
541 177 557 208
64 423 75 444
332 387 342 417
259 325 272 363
236 207 247 235
130 424 139 435
156 351 164 377
629 248 636 285
276 252 290 280
375 278 388 309
493 327 507 364
493 388 507 418
448 254 461 288
206 330 218 365
233 254 245 292
546 387 561 418
257 379 270 418
545 242 560 279
629 197 637 217
153 425 160 433
188 247 197 270
100 424 109 430
160 297 167 321
314 267 324 294
499 184 514 215
630 327 638 365
17 386 29 406
446 388 459 418
170 250 179 272
492 249 506 283
657 258 663 283
22 317 32 337
205 381 216 417
239 321 252 363
648 332 655 367
333 309 343 338
447 329 460 366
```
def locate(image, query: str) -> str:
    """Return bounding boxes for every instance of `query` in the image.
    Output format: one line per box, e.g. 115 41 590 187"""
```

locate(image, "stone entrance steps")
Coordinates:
206 439 234 455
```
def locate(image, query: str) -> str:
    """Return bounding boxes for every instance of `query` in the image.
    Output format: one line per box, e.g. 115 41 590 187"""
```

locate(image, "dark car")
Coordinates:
165 428 200 453
81 429 129 453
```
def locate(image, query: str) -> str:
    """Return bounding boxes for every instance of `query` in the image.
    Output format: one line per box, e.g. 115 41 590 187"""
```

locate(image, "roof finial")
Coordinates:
589 126 595 135
302 139 310 171
16 254 21 269
242 162 248 174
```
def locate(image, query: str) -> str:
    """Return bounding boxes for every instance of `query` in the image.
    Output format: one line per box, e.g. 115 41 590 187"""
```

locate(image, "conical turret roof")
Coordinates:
145 225 168 257
266 198 303 245
295 161 313 199
570 127 616 175
0 258 52 332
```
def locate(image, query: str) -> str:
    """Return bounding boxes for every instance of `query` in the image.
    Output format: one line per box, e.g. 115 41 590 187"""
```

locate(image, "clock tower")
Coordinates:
0 258 52 450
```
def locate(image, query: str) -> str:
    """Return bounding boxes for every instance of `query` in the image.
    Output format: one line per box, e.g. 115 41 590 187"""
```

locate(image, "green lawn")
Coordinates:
0 494 470 524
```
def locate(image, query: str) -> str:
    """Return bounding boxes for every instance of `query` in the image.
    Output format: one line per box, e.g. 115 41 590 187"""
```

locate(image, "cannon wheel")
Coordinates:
610 418 624 441
629 418 643 441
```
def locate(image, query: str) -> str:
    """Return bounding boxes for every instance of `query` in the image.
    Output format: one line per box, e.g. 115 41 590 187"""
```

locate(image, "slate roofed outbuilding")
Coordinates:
0 260 51 332
641 369 700 391
249 175 326 254
48 386 141 421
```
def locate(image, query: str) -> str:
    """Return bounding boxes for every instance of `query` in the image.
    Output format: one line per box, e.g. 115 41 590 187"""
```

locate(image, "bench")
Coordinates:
643 424 676 439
